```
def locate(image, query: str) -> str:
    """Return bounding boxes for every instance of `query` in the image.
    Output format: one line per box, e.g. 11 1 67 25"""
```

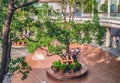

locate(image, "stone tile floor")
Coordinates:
11 43 120 83
0 46 28 62
0 41 120 63
0 43 120 83
90 41 120 57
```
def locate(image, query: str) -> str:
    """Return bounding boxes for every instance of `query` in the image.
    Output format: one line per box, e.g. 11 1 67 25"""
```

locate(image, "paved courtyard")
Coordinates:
0 44 28 62
0 41 120 62
1 43 120 83
10 43 120 83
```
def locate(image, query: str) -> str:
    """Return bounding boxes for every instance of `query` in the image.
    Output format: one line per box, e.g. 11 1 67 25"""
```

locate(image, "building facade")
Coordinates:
41 0 120 13
97 0 120 12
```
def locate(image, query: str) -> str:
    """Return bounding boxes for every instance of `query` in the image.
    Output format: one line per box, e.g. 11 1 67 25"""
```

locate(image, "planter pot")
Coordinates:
24 42 27 45
13 42 17 46
53 67 59 72
21 42 25 46
17 42 21 46
76 66 82 71
60 70 65 74
70 69 75 73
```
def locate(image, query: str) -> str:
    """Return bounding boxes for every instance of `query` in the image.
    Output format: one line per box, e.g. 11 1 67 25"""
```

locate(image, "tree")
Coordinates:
118 3 120 13
26 3 62 54
83 0 92 13
0 0 39 82
0 0 106 82
59 0 83 22
100 0 108 13
27 0 106 57
59 0 67 23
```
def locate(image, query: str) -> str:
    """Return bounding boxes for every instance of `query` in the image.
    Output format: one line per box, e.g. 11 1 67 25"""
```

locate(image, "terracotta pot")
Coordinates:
17 42 21 46
53 67 59 72
24 42 27 45
60 70 65 74
13 42 17 45
70 69 75 73
21 42 25 46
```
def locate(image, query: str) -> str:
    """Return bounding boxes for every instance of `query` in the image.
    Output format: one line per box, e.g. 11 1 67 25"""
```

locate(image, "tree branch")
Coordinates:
15 0 39 10
10 36 18 42
22 35 40 42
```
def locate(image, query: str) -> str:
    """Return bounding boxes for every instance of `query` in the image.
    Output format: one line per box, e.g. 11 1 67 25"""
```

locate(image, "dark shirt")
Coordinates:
72 54 77 61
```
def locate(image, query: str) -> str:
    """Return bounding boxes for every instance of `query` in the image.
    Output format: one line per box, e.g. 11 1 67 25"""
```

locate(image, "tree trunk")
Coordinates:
71 3 76 21
71 7 75 21
66 42 70 54
0 1 14 82
0 0 38 82
61 2 67 24
6 38 12 72
61 8 67 23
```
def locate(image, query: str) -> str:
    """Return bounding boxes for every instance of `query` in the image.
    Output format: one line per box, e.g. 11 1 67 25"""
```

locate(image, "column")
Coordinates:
116 0 119 13
106 27 111 47
108 0 111 18
91 0 94 18
81 5 84 18
112 36 117 48
81 0 84 21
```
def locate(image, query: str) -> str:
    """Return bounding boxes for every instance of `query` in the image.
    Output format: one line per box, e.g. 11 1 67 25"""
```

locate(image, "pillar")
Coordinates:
108 0 111 18
112 36 117 48
81 7 84 18
106 27 111 47
92 0 94 18
81 1 84 20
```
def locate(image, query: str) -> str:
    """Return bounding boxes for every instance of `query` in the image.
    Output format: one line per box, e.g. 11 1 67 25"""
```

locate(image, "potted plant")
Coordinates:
59 64 66 73
68 63 76 73
21 39 27 46
13 38 19 46
74 61 81 71
52 60 61 72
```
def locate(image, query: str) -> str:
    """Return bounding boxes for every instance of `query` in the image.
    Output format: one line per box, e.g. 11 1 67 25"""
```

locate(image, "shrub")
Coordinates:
100 3 108 13
118 4 120 13
59 64 66 70
52 60 61 68
68 63 76 70
74 61 81 68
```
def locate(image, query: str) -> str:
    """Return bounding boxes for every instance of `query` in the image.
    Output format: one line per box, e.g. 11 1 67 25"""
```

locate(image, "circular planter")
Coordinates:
12 42 27 48
12 45 27 49
47 63 88 80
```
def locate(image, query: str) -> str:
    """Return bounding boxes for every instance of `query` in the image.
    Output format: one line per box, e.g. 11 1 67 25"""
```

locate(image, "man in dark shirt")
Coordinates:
70 48 80 61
